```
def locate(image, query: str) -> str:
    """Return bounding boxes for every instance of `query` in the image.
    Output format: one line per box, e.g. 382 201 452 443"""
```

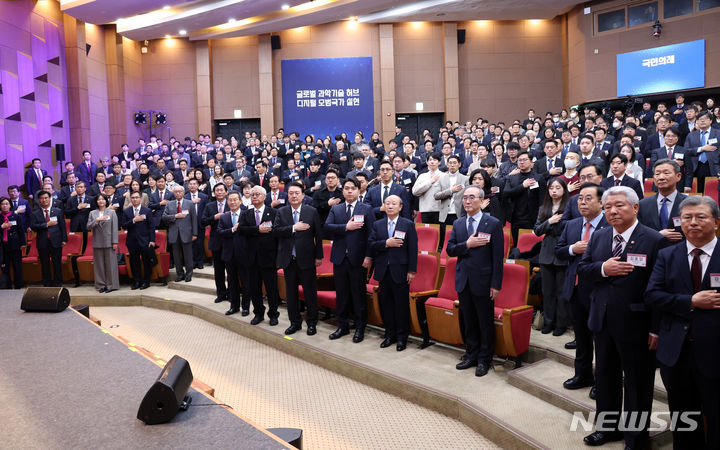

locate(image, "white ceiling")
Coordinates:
60 0 584 41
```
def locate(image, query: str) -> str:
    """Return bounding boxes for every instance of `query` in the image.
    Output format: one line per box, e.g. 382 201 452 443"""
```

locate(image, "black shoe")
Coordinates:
541 324 553 334
589 386 597 400
352 328 365 343
553 327 567 336
565 339 577 349
130 283 139 290
307 325 317 336
139 282 150 290
225 308 239 316
175 275 185 282
250 316 264 325
214 296 224 303
241 309 249 317
269 318 279 326
380 338 397 348
105 288 117 293
185 274 192 282
285 324 301 335
583 431 623 446
99 287 107 293
563 375 595 390
329 328 349 340
475 362 490 377
396 341 407 352
456 359 477 370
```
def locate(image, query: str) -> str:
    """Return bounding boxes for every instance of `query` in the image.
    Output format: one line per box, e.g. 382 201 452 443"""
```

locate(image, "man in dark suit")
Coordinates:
687 110 720 194
201 184 229 303
64 181 94 232
447 185 504 377
273 181 324 336
578 135 606 174
148 176 173 229
638 159 687 246
88 172 109 198
265 175 288 208
504 151 546 245
122 191 156 290
217 191 247 316
556 184 608 395
238 186 280 326
600 153 644 200
365 161 411 220
576 186 664 448
324 177 375 342
646 195 720 449
76 151 98 186
331 140 352 177
644 114 671 157
534 140 565 182
649 127 693 192
30 190 67 286
368 194 418 350
24 158 46 202
8 185 31 231
184 179 208 269
162 185 197 282
561 164 604 223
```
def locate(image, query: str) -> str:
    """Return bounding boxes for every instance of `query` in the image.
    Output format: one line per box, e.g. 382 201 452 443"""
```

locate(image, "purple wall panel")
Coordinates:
31 34 47 78
48 83 62 124
6 144 24 186
44 20 59 61
17 52 33 97
35 102 50 145
1 71 20 118
0 120 6 161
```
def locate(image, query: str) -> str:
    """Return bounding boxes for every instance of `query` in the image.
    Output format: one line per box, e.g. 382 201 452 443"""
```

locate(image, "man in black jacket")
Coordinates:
201 183 229 303
122 191 156 290
30 190 68 286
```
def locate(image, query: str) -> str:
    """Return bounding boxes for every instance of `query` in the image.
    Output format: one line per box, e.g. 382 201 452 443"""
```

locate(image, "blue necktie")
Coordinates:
232 212 238 226
388 220 395 238
659 197 669 229
699 131 708 163
292 209 299 257
467 216 475 238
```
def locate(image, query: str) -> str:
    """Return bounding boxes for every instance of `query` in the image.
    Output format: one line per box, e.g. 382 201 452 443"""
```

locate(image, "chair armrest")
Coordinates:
410 289 439 300
317 273 334 279
503 304 534 314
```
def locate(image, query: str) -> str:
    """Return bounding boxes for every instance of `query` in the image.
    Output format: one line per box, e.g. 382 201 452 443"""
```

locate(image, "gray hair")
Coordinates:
462 185 485 199
653 158 681 175
251 185 267 196
358 143 370 152
679 195 720 218
601 186 638 206
173 185 185 193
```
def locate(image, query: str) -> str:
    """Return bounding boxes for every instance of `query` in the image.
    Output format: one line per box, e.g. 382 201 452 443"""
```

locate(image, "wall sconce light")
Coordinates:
652 20 662 38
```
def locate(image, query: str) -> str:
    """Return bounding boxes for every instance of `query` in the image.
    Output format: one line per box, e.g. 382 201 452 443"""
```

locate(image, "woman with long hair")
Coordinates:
533 177 570 336
122 178 149 210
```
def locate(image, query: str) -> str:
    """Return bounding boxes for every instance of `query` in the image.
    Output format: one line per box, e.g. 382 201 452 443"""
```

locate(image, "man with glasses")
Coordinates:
365 161 411 220
686 110 720 194
562 163 604 223
504 151 546 245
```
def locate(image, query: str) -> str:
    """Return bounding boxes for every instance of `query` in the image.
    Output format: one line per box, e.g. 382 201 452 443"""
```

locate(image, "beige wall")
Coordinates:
123 37 144 147
141 37 198 140
457 19 563 124
211 36 260 119
84 23 110 155
567 4 720 105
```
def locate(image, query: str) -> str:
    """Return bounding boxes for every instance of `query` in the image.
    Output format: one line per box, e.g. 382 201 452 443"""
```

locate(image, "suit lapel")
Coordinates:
702 244 720 289
672 243 694 292
648 195 661 230
623 224 644 257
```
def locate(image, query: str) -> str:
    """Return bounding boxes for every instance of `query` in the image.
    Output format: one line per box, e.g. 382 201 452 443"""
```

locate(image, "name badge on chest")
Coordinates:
673 217 682 227
476 232 491 241
710 274 720 288
353 214 364 222
394 230 406 240
627 253 647 267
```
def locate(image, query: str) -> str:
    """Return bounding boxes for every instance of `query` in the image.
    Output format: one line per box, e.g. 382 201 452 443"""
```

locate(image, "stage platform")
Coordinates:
0 291 289 449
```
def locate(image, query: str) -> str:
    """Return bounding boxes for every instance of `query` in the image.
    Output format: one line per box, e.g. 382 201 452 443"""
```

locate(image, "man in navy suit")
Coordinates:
646 195 720 450
368 195 418 351
365 160 411 220
184 178 208 269
534 140 565 182
600 153 644 200
576 186 664 448
649 127 693 192
447 185 504 377
239 186 280 326
122 191 156 290
76 151 98 186
561 164 604 223
148 176 173 229
8 185 31 231
265 175 288 208
687 110 720 193
217 191 247 316
324 177 375 343
638 159 687 244
201 183 229 303
555 184 608 394
24 158 46 202
30 190 67 287
274 181 324 336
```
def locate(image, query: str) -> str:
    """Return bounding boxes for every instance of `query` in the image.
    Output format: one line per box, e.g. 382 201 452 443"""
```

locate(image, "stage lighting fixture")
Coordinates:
155 113 167 125
134 112 147 124
652 20 662 38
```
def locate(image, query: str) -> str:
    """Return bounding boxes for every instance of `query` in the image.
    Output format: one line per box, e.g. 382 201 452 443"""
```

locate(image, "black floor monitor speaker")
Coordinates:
55 143 66 161
21 287 70 312
137 355 194 425
268 428 303 449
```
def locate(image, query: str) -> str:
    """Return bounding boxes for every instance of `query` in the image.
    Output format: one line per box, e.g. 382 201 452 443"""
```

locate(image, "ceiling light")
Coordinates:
163 5 170 9
281 4 290 9
228 18 236 23
117 0 250 33
164 34 171 39
179 29 187 35
293 0 333 12
358 0 457 22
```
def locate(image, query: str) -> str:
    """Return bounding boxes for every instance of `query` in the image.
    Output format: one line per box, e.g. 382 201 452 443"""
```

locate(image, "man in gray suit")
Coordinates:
163 185 197 282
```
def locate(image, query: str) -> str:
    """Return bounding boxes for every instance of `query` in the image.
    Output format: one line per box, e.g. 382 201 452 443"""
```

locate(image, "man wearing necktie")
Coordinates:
324 177 375 342
122 191 156 290
25 158 46 202
184 179 208 269
646 195 720 450
77 150 98 186
30 190 67 287
217 191 247 316
8 185 30 232
576 186 664 448
64 180 95 251
201 184 229 303
687 110 720 194
638 159 688 243
162 185 197 283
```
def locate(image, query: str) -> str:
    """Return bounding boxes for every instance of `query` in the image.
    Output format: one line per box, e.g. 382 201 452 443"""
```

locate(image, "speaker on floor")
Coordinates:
137 355 194 425
55 143 66 161
21 287 71 312
271 35 281 50
457 29 466 45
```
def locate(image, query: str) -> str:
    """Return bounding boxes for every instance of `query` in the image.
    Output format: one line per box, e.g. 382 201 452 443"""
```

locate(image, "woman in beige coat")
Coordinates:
87 194 119 292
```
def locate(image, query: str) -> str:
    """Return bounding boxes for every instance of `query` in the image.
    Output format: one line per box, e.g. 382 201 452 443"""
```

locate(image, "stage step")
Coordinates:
193 267 216 280
168 278 218 295
508 359 672 448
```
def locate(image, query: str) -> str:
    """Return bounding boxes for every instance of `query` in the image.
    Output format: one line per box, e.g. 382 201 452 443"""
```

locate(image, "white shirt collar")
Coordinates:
659 190 678 205
686 237 717 258
253 205 265 216
612 219 639 244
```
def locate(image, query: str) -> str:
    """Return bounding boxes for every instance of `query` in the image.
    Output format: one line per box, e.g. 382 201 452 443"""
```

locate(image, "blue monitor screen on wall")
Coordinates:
281 57 374 141
616 39 705 97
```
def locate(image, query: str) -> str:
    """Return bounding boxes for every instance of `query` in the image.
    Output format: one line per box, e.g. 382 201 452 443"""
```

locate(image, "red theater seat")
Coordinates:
503 230 510 258
366 274 382 326
644 178 654 192
416 224 440 253
126 231 171 283
76 233 95 282
494 262 533 358
439 225 452 267
515 229 544 253
408 252 441 347
424 257 463 346
705 177 718 204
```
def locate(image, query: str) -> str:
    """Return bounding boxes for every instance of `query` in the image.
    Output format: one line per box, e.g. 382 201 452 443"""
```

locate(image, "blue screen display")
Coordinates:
616 39 705 97
281 57 374 141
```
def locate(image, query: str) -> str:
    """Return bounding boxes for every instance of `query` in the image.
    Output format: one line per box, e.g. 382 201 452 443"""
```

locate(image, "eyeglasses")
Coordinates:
578 175 596 181
462 195 480 201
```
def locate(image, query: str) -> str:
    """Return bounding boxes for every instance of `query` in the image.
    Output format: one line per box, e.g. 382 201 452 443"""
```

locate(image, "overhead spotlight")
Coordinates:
164 34 171 39
652 20 662 38
281 4 290 10
134 112 147 124
155 113 167 125
228 18 236 23
179 29 187 35
163 5 170 9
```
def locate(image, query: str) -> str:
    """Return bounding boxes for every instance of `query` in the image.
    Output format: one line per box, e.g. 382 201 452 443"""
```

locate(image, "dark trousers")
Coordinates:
570 292 594 379
284 259 318 326
421 211 439 225
2 247 23 289
541 264 568 329
211 250 227 299
192 232 205 267
38 245 62 286
171 240 193 277
439 213 457 251
594 328 655 448
458 285 495 364
660 339 719 450
128 245 153 284
225 258 242 311
694 161 710 193
247 265 279 319
379 271 410 342
333 258 367 329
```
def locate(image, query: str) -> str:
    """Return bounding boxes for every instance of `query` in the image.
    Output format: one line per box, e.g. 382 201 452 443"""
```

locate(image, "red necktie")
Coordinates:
614 179 621 186
273 192 277 201
259 175 263 185
691 248 703 292
667 147 673 159
177 202 182 213
37 170 42 183
575 222 592 286
45 209 50 222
